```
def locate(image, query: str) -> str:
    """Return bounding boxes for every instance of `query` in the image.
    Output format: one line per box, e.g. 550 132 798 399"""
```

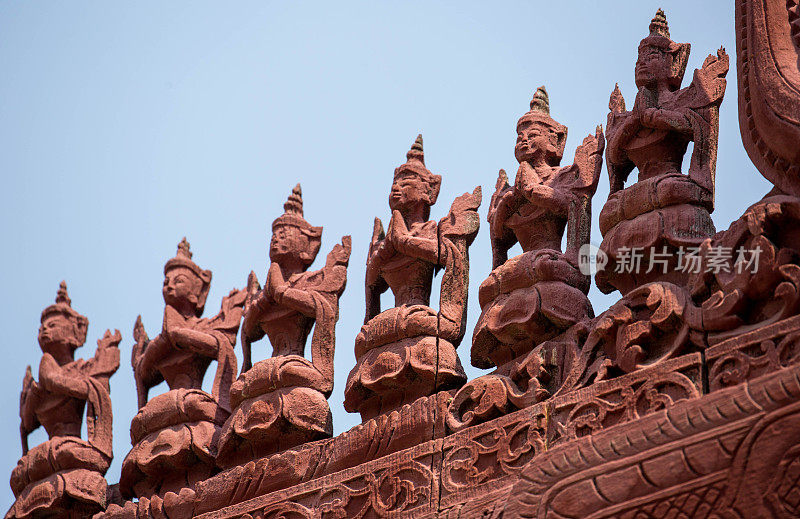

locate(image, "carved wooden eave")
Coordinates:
153 332 800 518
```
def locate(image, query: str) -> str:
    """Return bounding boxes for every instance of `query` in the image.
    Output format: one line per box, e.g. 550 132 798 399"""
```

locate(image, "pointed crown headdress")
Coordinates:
516 86 568 160
271 184 323 239
41 281 89 327
639 9 691 89
40 281 89 345
164 238 212 280
163 238 212 314
392 134 442 204
270 184 323 268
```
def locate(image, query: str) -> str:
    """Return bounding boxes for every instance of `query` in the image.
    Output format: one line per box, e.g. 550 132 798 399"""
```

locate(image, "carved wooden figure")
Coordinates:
216 184 351 468
344 135 481 421
120 239 245 499
475 87 603 368
447 88 604 431
8 282 120 519
596 9 729 295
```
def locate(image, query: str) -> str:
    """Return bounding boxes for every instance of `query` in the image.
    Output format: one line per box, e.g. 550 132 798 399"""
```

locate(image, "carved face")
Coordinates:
389 174 432 213
270 224 308 263
635 44 670 88
162 266 202 310
38 314 82 353
515 119 562 164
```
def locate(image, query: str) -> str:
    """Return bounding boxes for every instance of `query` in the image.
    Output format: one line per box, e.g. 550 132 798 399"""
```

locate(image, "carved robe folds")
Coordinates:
120 388 228 498
219 356 331 465
473 244 591 368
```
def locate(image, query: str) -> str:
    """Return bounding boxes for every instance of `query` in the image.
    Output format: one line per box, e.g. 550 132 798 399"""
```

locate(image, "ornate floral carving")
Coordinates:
192 441 439 519
441 405 546 507
549 356 701 446
593 282 701 375
188 392 451 516
504 363 800 519
557 283 703 395
708 317 800 391
446 347 551 432
316 460 433 517
689 196 800 337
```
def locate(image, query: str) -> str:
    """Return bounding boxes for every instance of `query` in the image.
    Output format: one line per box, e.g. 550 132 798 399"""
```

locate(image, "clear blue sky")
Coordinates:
0 1 769 509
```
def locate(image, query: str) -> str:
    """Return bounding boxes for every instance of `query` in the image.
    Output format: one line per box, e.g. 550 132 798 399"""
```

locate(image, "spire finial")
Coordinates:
55 281 71 306
650 8 670 38
530 86 550 115
272 183 321 238
283 183 304 216
177 237 192 260
609 83 626 113
406 134 425 165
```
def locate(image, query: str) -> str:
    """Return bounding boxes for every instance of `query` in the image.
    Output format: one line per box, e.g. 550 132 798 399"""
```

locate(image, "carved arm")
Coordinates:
241 271 264 373
19 367 40 455
516 163 574 216
487 170 518 269
365 217 388 324
386 210 439 265
640 107 693 134
168 327 220 358
85 330 121 388
606 110 636 194
565 127 604 260
131 317 164 409
38 353 90 400
266 261 317 317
